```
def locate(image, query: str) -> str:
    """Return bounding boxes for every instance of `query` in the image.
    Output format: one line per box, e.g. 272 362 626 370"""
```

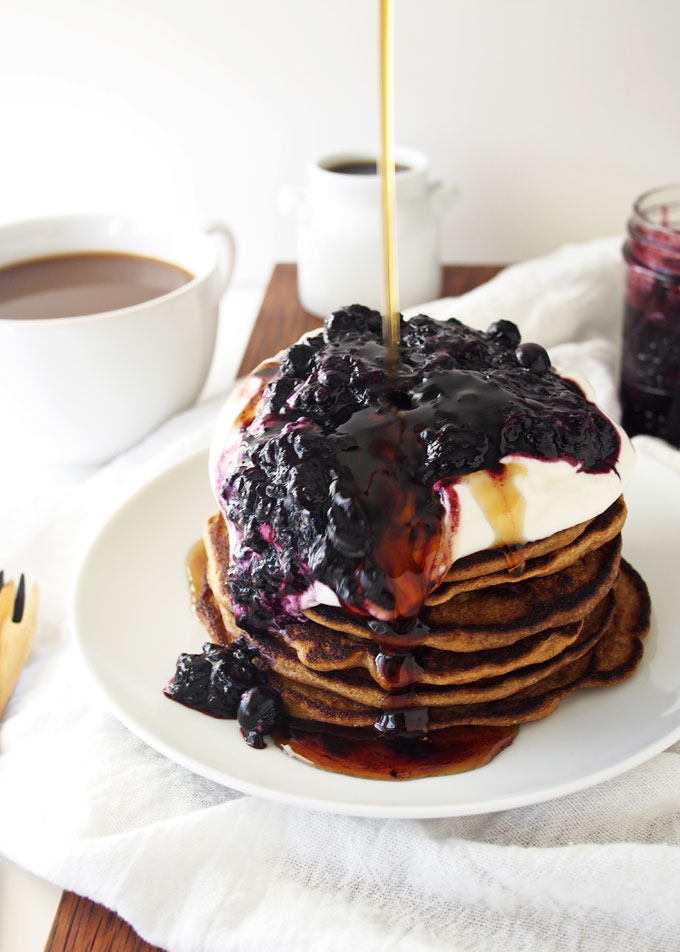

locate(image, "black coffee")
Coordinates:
326 161 409 176
0 252 193 320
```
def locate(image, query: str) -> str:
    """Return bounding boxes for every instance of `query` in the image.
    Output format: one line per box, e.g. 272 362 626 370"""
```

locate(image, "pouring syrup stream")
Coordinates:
379 0 400 380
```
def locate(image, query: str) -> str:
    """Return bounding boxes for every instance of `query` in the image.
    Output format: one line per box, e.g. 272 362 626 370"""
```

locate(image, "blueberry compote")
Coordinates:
220 305 619 632
164 638 281 748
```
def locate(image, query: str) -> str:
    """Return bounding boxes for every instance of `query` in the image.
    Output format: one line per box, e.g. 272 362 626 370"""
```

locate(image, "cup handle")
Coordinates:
428 180 459 215
205 220 236 294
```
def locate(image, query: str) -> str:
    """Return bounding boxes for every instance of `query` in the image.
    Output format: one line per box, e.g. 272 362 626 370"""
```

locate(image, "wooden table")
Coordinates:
44 261 504 952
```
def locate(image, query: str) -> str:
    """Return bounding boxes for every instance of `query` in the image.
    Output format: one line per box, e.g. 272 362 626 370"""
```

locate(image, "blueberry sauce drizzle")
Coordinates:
221 305 620 635
164 639 282 748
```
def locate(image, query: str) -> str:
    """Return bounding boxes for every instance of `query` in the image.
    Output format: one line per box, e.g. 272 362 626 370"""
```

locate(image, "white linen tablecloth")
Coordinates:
2 240 680 952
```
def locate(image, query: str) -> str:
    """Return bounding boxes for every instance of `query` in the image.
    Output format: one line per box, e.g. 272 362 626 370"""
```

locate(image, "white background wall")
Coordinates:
1 0 678 284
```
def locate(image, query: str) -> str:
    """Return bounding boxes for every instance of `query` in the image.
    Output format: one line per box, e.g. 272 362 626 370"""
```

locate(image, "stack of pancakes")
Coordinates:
195 494 650 732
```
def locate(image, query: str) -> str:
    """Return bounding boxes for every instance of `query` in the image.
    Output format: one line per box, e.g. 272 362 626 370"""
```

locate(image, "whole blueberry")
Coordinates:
242 729 266 749
486 320 521 349
515 342 550 374
237 685 281 734
164 652 211 707
324 304 381 342
280 343 315 378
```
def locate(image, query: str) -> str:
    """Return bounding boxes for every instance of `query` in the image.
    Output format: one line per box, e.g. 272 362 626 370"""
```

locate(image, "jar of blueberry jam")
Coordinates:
621 184 680 446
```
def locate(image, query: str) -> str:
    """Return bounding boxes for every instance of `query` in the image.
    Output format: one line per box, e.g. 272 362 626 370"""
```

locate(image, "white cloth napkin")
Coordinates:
2 238 680 952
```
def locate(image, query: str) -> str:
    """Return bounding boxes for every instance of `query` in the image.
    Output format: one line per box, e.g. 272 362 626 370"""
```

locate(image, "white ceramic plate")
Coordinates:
71 449 680 818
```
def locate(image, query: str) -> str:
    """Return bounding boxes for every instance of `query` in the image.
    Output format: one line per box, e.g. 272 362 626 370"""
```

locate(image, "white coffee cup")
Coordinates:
280 147 457 317
0 213 235 466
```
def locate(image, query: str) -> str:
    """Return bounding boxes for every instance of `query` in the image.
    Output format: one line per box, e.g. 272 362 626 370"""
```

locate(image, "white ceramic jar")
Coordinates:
280 147 457 317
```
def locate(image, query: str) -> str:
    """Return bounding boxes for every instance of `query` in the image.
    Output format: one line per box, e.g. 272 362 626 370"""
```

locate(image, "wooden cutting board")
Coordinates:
44 262 503 952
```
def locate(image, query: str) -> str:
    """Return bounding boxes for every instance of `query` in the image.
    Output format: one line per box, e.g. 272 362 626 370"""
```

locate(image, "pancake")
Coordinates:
277 616 587 685
197 496 647 741
209 565 590 691
433 559 650 726
201 534 617 708
425 496 626 604
441 497 625 583
247 561 650 730
204 511 591 682
203 513 621 687
304 535 622 652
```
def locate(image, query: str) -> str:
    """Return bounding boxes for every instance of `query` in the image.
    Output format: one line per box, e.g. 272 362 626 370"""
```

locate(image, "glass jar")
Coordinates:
621 184 680 446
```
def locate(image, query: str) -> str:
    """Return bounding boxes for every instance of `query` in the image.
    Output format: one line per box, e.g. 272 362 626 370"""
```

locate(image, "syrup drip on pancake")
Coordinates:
369 617 430 732
374 648 425 690
376 692 428 734
368 616 431 649
331 403 444 618
462 462 528 575
504 545 527 578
